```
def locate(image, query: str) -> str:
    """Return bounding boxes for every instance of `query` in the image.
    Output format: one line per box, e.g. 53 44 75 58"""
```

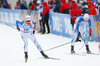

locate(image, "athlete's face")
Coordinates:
84 19 88 22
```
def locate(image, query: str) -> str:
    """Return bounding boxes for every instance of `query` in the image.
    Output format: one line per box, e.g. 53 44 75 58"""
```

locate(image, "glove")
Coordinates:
88 34 92 40
17 27 20 31
79 36 82 40
33 30 35 34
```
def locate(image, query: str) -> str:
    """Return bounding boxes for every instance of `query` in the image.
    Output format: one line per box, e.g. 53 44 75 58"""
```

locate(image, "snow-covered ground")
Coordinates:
0 23 100 66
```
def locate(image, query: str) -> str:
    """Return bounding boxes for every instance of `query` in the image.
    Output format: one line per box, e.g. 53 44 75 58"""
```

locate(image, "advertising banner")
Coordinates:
93 15 100 42
0 8 21 26
49 12 73 38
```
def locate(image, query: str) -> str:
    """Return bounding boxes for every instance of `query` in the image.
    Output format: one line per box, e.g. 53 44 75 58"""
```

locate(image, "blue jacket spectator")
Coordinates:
81 2 89 15
20 0 28 9
3 0 8 9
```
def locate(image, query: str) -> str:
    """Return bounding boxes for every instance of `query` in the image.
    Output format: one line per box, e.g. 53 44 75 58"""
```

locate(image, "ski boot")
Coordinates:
40 51 49 59
86 45 91 54
71 46 75 54
25 52 28 63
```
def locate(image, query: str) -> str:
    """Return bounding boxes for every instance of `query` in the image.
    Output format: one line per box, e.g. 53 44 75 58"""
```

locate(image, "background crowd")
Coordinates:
0 0 99 14
0 0 100 34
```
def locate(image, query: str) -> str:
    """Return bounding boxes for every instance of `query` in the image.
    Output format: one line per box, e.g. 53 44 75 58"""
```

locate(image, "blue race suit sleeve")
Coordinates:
88 19 91 28
31 21 36 26
76 17 83 33
32 21 36 24
16 20 25 27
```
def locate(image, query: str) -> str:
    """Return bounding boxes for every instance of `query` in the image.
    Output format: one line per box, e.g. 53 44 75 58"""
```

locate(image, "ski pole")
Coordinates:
79 44 85 50
79 38 92 50
45 42 71 52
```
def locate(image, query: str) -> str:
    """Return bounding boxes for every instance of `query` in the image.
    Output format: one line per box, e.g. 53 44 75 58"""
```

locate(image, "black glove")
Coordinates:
33 30 35 34
17 27 20 31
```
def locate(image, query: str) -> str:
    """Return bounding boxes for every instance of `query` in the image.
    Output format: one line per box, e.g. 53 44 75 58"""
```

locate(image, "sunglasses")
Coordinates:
27 21 30 22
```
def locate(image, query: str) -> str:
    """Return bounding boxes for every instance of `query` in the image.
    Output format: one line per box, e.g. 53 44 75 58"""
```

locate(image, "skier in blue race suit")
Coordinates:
71 14 92 54
16 15 49 62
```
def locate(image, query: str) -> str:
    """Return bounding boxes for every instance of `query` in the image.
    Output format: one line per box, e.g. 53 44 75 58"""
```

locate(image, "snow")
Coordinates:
0 23 100 66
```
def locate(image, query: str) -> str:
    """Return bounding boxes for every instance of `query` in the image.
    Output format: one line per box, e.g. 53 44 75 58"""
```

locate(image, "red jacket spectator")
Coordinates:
68 0 72 8
48 0 53 4
42 2 50 34
30 1 37 10
87 1 97 15
70 3 82 22
42 2 50 16
15 1 19 9
48 0 53 9
60 0 70 14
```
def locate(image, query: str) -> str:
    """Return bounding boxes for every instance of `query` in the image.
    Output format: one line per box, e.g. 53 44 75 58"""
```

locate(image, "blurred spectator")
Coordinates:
15 1 20 9
60 0 70 14
8 3 11 9
28 0 33 10
98 3 100 15
72 1 75 3
20 0 28 9
78 0 85 10
81 2 89 15
87 0 97 15
37 1 44 33
53 0 61 13
68 0 72 6
3 0 8 9
41 2 50 34
70 2 82 29
68 0 72 9
0 1 3 8
30 0 38 10
95 4 99 15
48 0 54 9
17 4 21 9
91 0 98 7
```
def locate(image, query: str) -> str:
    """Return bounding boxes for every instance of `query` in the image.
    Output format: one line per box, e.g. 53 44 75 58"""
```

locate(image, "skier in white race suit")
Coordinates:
71 14 92 54
16 15 49 61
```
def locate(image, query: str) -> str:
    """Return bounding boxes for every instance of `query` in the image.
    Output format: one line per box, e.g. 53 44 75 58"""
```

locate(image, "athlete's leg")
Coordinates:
28 34 49 58
71 30 78 53
21 32 28 52
28 34 43 51
80 31 91 53
21 32 28 60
